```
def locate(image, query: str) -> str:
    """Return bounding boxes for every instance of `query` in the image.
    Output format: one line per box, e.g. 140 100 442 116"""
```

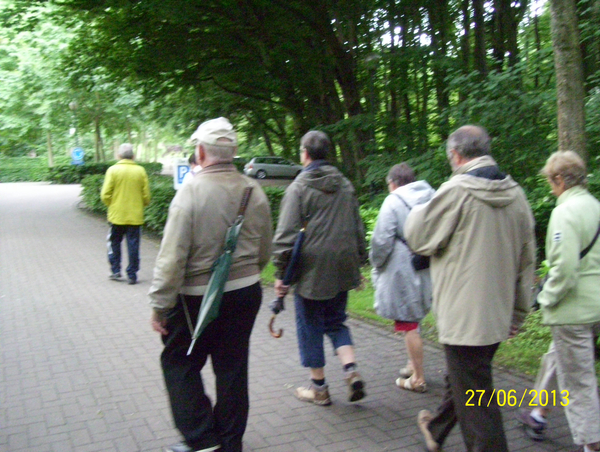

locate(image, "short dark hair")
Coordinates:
300 130 331 161
446 125 491 159
386 163 415 187
188 152 197 165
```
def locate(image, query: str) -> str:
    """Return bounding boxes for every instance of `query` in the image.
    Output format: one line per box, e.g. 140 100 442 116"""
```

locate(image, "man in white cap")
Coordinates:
149 117 273 452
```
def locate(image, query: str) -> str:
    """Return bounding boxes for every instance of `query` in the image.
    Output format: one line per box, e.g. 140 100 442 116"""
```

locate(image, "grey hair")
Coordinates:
446 125 491 159
542 150 588 189
201 140 236 164
386 162 415 187
300 130 331 161
118 143 134 160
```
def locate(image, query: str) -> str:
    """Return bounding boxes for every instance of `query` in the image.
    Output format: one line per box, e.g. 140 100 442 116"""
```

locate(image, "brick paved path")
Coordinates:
0 182 576 452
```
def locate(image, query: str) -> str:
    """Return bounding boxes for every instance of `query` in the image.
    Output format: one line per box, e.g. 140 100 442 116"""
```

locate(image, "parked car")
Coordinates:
244 156 303 179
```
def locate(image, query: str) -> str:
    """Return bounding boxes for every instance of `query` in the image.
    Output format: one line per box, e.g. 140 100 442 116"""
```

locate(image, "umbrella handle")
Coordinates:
269 314 283 339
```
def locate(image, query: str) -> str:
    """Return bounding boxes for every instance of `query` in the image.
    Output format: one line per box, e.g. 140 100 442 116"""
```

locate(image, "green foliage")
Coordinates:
446 64 556 186
143 175 176 235
49 162 112 184
48 161 162 184
0 156 49 182
262 186 286 232
80 174 106 214
496 310 552 376
359 205 380 250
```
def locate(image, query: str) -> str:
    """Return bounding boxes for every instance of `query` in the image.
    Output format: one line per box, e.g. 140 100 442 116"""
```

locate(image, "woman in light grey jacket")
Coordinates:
370 163 435 393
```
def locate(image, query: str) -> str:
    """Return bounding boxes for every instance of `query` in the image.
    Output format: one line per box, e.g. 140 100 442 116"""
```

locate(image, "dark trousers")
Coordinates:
428 343 508 452
294 291 353 368
160 283 262 452
107 224 140 278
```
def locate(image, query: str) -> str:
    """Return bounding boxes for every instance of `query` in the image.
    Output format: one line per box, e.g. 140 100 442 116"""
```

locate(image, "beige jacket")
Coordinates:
404 156 536 346
148 164 272 310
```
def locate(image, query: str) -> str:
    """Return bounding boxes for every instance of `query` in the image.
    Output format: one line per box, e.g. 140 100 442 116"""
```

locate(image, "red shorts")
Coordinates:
394 321 419 332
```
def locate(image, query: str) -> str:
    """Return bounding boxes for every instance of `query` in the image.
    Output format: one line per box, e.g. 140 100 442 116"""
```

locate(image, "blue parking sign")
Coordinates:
173 158 190 190
71 147 84 165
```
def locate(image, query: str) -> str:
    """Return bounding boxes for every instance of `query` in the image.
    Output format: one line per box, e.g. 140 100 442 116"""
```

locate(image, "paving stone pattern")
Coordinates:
0 182 575 451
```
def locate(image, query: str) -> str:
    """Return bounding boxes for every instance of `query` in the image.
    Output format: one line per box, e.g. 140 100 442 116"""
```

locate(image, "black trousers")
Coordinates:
428 343 508 452
160 283 262 452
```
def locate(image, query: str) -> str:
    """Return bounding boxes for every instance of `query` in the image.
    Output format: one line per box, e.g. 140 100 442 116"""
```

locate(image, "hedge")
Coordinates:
0 157 50 182
49 161 162 184
81 176 287 237
80 177 375 241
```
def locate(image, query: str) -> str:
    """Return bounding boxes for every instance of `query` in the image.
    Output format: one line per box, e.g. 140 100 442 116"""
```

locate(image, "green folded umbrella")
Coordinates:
187 217 244 355
185 187 254 355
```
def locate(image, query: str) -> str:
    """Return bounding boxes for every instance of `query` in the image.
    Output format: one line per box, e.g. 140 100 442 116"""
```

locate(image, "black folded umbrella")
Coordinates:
269 226 305 338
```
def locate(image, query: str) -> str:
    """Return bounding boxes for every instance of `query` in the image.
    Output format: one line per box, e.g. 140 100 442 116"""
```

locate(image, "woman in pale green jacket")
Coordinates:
536 151 600 452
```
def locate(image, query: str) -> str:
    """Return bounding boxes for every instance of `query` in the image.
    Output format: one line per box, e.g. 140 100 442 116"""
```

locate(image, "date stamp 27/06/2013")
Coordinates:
465 389 569 407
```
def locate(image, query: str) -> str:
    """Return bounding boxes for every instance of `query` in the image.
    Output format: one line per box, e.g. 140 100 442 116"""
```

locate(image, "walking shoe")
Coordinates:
164 442 220 452
345 370 366 402
417 410 440 452
294 384 332 405
109 273 121 281
127 275 137 285
515 408 546 441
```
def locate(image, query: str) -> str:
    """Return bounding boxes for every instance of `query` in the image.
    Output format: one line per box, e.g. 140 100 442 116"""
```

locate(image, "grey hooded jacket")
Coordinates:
370 181 435 321
272 163 367 300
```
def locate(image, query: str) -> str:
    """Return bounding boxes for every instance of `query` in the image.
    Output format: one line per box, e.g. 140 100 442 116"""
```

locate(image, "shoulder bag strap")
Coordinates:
236 186 254 218
580 219 600 259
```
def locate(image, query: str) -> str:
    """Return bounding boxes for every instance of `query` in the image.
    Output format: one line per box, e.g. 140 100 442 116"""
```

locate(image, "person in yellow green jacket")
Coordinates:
101 143 151 284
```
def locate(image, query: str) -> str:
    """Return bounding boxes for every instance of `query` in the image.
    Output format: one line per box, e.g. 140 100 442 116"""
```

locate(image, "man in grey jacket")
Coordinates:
272 130 368 406
149 117 272 452
404 125 536 452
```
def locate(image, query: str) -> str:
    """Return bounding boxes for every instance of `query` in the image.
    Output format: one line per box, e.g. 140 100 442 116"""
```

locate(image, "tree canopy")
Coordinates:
3 0 600 191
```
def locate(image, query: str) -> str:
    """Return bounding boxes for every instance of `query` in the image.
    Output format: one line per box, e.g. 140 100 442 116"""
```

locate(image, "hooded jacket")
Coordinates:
538 185 600 325
404 156 536 346
272 163 367 300
101 159 151 225
148 164 272 310
370 180 435 321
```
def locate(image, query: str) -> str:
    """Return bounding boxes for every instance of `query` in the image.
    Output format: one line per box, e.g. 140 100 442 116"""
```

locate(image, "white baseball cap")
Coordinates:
190 117 237 146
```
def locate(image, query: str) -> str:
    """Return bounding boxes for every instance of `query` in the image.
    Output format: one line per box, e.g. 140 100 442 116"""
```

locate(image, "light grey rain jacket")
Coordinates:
370 181 435 321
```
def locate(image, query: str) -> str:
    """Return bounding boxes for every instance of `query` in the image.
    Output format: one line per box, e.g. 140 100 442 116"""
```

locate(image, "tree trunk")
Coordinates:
473 0 487 76
550 0 587 159
460 0 471 102
46 130 54 167
94 117 104 162
427 0 451 139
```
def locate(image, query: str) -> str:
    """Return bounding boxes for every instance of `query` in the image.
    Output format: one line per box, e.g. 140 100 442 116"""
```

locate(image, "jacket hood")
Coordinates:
452 156 521 208
393 180 435 207
297 164 346 194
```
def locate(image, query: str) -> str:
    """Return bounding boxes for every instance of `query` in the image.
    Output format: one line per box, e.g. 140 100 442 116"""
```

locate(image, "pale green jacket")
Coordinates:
101 159 151 225
539 186 600 325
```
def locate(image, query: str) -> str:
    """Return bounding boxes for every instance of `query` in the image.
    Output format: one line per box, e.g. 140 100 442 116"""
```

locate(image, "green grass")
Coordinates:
261 264 600 381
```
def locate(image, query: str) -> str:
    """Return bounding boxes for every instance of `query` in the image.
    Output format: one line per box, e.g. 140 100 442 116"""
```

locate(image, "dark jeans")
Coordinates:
107 224 140 279
160 283 262 452
428 343 508 452
294 291 353 368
